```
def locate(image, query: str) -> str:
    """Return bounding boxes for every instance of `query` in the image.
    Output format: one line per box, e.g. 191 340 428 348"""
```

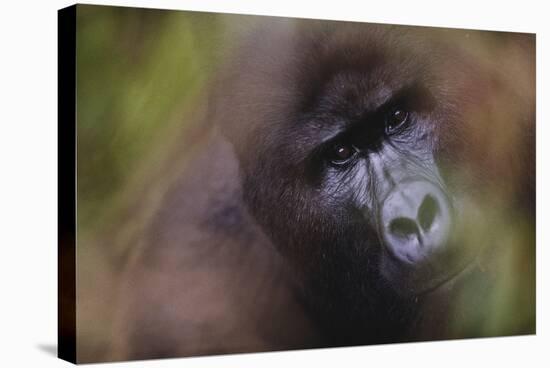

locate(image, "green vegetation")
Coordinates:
76 5 224 235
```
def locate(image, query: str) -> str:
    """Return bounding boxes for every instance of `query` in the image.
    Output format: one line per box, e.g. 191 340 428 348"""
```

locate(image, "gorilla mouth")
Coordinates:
381 228 484 298
417 255 477 296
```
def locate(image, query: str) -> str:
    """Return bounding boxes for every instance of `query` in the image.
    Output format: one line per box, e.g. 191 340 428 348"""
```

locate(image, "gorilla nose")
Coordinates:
379 180 451 264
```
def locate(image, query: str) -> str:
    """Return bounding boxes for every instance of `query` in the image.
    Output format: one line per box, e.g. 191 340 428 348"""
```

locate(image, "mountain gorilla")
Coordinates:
110 18 535 361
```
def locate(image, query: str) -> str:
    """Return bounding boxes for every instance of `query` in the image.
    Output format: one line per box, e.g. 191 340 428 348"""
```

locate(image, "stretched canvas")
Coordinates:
58 4 536 364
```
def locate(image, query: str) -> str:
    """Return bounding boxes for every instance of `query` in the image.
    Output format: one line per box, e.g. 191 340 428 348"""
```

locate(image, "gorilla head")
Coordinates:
216 20 535 343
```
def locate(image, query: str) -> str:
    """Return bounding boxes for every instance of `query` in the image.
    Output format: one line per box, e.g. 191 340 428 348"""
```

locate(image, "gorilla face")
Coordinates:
217 21 534 342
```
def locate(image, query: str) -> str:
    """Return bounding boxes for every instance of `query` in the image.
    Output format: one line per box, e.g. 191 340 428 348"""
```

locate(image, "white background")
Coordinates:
0 0 548 366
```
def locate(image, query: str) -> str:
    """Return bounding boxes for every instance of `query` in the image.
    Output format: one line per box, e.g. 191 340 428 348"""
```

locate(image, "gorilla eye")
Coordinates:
385 108 409 134
329 142 357 165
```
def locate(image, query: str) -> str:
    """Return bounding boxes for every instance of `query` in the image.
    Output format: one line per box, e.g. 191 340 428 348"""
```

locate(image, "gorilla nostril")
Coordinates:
417 195 440 232
389 217 419 240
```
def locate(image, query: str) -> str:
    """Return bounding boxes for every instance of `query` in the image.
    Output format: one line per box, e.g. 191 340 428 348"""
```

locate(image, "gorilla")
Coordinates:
109 18 535 361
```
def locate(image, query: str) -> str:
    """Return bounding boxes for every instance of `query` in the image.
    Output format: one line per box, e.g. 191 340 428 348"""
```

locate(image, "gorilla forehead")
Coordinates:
297 42 419 104
225 21 466 167
251 25 438 145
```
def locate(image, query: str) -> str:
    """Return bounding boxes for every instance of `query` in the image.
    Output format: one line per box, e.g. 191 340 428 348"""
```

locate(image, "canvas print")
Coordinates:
58 4 536 364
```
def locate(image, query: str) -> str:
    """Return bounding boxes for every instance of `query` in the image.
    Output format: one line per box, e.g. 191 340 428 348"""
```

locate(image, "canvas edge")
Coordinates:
58 3 77 365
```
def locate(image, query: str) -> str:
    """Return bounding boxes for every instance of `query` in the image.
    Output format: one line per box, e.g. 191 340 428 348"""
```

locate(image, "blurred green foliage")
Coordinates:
76 5 224 235
75 6 232 360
